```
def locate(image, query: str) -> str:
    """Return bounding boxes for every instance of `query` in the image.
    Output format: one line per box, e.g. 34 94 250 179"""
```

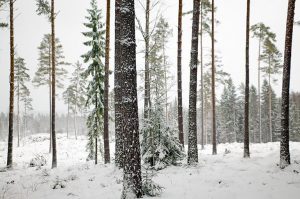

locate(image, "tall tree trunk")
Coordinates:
95 95 98 165
163 37 168 123
177 0 184 146
280 0 295 169
74 86 78 140
67 99 69 138
114 0 124 168
7 0 14 168
187 0 200 165
24 103 27 139
119 0 142 198
104 0 111 164
244 0 250 158
144 0 151 120
51 0 57 169
49 40 52 153
258 36 262 143
200 0 204 150
211 0 217 155
17 71 20 147
268 69 272 142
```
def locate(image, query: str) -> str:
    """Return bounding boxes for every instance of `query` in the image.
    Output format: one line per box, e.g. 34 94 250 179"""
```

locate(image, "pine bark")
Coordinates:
200 0 204 150
258 36 262 143
177 0 184 146
51 0 57 168
17 67 20 147
7 0 14 168
244 0 250 158
120 0 142 197
211 0 217 155
187 0 200 165
280 0 295 169
144 0 151 120
114 0 124 168
104 0 111 164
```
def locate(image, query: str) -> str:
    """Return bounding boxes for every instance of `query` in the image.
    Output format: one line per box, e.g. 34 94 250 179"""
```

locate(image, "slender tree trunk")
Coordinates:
200 0 204 150
51 0 57 169
49 40 52 153
95 94 98 165
7 0 14 168
280 0 295 169
211 0 217 155
268 69 272 142
74 87 78 139
144 0 151 120
163 38 168 123
67 99 69 138
104 0 111 164
119 0 142 197
187 0 200 165
114 0 124 168
258 36 262 143
24 104 27 140
17 73 20 147
244 0 250 158
177 0 184 146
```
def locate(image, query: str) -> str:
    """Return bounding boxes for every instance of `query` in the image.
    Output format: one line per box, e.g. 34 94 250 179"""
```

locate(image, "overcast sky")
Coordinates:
0 0 299 114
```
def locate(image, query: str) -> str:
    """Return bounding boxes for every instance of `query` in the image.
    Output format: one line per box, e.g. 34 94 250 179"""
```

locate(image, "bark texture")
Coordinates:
280 0 295 169
187 0 200 165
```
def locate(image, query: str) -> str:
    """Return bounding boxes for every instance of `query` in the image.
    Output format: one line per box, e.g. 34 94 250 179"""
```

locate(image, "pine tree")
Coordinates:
280 0 296 169
141 16 183 170
7 0 14 168
219 78 237 143
14 56 30 147
187 0 200 164
35 0 59 169
250 22 276 143
114 0 124 168
21 87 33 139
244 0 250 158
82 0 105 164
119 0 142 197
104 0 111 164
69 61 86 140
177 0 184 145
63 85 75 139
249 85 259 143
260 37 282 142
32 34 68 153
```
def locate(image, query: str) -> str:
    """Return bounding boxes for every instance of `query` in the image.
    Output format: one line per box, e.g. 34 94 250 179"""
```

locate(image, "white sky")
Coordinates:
0 0 299 114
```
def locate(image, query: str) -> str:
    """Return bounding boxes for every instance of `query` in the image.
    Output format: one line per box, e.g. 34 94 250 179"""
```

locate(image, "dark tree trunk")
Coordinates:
104 0 111 164
200 0 204 150
177 0 184 146
211 0 217 155
7 0 14 168
244 0 250 158
280 0 295 169
51 0 57 169
114 0 124 168
119 0 142 198
187 0 200 165
144 0 151 120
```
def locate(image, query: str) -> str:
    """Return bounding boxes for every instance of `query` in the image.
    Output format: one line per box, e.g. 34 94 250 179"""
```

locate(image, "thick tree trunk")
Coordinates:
177 0 184 146
187 0 200 165
119 0 142 198
51 0 57 169
104 0 111 164
49 40 52 153
280 0 295 169
7 0 14 168
200 0 204 150
114 0 124 168
144 0 151 120
244 0 250 158
211 0 217 155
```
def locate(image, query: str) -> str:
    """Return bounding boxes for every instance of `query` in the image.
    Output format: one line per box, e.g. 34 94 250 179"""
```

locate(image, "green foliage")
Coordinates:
33 34 69 89
35 0 51 20
82 0 105 160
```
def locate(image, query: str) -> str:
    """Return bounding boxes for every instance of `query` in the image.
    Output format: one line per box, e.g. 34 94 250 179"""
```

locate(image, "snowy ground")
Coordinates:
0 134 300 199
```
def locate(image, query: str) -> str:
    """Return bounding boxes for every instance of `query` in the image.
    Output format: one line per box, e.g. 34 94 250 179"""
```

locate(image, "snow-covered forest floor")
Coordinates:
0 134 300 199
